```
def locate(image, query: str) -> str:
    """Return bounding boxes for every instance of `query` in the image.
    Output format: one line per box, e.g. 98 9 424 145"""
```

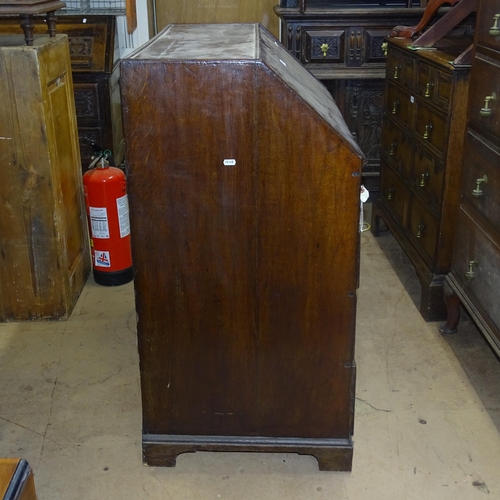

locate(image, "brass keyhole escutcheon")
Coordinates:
393 65 401 79
423 123 433 140
424 82 433 98
389 142 396 156
416 224 425 238
392 100 400 115
489 14 500 37
387 186 395 200
480 92 496 117
320 43 329 57
465 259 478 280
419 171 429 187
472 174 488 198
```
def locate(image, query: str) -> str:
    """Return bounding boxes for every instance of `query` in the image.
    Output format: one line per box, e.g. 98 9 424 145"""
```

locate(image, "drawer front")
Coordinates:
74 82 101 121
461 130 500 232
415 62 452 112
386 46 414 88
408 195 438 266
468 55 500 139
476 1 500 53
386 82 413 129
411 144 444 214
304 29 345 63
382 116 411 177
381 164 407 223
452 207 500 332
364 28 391 64
414 101 447 154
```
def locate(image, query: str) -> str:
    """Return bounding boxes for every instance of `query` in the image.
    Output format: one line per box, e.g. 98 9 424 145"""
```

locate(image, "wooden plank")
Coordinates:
154 0 279 38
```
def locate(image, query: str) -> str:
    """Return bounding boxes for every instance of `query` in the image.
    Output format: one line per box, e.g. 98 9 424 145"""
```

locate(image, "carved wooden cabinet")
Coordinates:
121 23 364 471
274 2 474 197
0 15 124 170
441 0 500 357
0 35 90 321
371 37 471 321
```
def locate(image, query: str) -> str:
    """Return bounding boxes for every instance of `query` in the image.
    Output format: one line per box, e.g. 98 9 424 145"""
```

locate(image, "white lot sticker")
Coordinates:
89 207 110 238
95 250 111 267
116 194 131 238
223 159 236 166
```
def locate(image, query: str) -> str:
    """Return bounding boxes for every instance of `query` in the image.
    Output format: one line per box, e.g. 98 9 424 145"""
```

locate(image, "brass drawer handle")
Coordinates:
392 100 400 115
465 259 478 280
419 171 430 187
472 174 488 198
480 92 496 117
320 43 329 57
489 14 500 37
416 223 425 238
382 41 388 57
423 123 433 140
389 142 397 156
393 64 401 79
424 82 433 98
387 186 395 200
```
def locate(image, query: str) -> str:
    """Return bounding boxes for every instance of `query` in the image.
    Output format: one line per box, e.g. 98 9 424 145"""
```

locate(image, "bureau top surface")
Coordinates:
128 23 259 60
124 23 363 156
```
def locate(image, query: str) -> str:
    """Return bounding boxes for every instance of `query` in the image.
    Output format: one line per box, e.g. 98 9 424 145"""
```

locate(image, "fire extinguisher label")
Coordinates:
89 207 110 238
95 250 111 267
116 194 131 238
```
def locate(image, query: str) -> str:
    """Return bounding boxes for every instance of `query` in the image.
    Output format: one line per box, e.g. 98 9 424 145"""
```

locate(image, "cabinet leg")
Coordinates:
418 275 447 322
439 280 460 334
46 11 57 37
20 14 35 46
370 206 381 237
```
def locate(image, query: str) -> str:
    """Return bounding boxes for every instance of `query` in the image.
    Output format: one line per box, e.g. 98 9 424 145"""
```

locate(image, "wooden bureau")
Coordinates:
371 37 471 321
121 23 364 471
441 0 500 357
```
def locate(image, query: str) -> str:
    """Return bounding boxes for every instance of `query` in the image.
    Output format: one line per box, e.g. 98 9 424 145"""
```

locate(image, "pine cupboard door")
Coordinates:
0 35 90 321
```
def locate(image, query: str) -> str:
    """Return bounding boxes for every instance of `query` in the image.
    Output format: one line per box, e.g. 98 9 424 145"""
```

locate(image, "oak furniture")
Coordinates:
274 0 474 198
371 36 471 321
0 34 90 321
121 23 364 471
441 0 500 357
0 15 124 171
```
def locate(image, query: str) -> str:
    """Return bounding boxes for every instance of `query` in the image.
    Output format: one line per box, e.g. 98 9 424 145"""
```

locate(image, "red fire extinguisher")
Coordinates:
83 155 133 286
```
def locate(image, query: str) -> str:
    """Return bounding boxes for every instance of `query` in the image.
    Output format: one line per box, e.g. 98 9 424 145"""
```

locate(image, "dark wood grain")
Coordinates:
121 24 364 470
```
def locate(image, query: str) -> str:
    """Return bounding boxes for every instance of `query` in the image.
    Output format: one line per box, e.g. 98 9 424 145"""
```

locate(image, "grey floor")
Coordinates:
1 205 499 499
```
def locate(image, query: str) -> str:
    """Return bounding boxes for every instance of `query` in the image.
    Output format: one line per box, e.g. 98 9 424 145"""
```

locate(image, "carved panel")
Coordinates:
365 28 391 63
345 80 385 166
68 36 94 69
73 82 100 120
304 29 345 63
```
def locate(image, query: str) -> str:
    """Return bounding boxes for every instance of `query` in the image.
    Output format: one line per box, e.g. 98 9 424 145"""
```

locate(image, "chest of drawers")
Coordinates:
441 0 500 357
273 4 475 198
371 37 470 321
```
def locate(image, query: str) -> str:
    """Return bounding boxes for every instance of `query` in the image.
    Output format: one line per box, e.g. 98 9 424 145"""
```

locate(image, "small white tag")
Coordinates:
410 95 415 103
223 159 236 166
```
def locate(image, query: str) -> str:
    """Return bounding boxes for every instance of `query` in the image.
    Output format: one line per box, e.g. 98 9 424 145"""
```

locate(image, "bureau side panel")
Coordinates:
255 66 361 439
122 60 259 436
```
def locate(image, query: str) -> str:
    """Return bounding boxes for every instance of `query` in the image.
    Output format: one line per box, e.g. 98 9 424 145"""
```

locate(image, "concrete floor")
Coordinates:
1 208 500 499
